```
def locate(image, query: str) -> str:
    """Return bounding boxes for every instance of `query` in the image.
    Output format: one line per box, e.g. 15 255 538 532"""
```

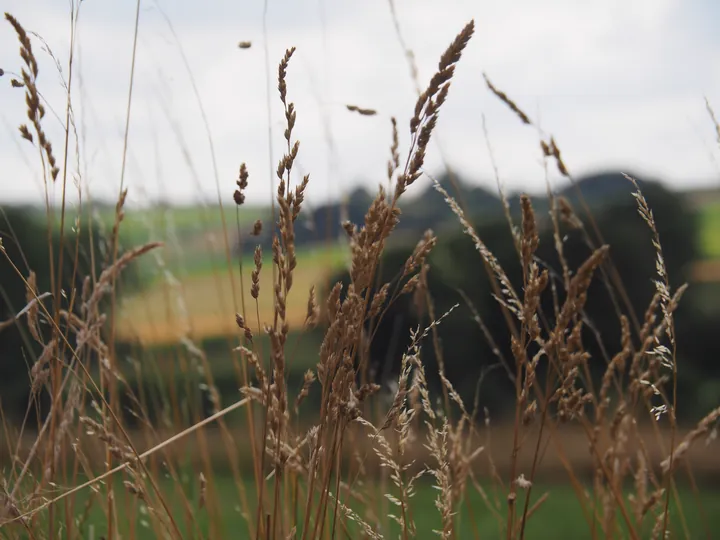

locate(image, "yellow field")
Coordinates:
115 243 348 345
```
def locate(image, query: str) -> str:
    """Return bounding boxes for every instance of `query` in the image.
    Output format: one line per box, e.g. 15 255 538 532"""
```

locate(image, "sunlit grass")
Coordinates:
116 241 346 344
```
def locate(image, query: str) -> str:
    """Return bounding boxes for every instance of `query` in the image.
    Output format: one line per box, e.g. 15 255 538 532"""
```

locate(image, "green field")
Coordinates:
115 242 347 344
107 199 720 345
38 475 720 539
39 195 720 279
113 198 720 263
698 201 720 259
33 196 720 347
46 203 267 247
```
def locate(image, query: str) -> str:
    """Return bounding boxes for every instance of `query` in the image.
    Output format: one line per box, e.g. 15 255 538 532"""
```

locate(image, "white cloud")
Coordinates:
1 0 719 210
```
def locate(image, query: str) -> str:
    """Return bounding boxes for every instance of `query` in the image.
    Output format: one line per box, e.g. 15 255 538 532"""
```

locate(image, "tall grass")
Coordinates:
1 7 719 540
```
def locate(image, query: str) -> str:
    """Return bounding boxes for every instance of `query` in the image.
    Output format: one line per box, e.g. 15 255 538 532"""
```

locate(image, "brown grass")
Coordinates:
1 9 718 540
114 251 339 344
4 422 717 486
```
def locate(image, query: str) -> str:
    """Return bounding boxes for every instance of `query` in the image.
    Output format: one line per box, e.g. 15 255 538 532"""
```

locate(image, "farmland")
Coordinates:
112 195 720 345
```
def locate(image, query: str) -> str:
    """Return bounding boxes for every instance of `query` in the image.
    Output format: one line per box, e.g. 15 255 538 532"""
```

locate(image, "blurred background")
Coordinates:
2 0 720 535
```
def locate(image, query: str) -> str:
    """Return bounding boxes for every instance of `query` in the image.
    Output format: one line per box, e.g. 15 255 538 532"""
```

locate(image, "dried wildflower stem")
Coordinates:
40 37 83 531
387 0 484 274
457 288 515 382
8 340 73 503
4 397 251 526
705 97 720 147
103 1 141 536
149 21 259 527
4 16 66 534
250 44 314 537
249 254 269 539
232 178 252 350
362 120 402 365
327 425 349 539
539 133 570 293
4 12 56 251
484 72 639 338
181 335 254 536
481 73 685 537
375 60 470 539
624 173 682 536
53 1 80 349
428 178 527 537
309 422 343 539
482 114 521 257
255 395 271 540
387 0 421 96
518 376 553 540
232 166 265 529
262 0 277 231
435 177 642 537
509 195 544 540
154 11 261 532
520 370 634 537
360 18 477 383
0 248 186 539
58 183 86 540
273 48 296 539
305 22 477 539
422 276 452 417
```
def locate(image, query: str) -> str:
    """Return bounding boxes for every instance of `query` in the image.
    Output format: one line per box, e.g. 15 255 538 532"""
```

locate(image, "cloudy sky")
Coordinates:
2 0 720 210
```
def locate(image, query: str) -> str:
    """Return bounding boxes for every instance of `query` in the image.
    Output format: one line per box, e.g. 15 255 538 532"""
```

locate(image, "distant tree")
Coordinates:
235 172 506 256
0 207 141 422
327 179 704 419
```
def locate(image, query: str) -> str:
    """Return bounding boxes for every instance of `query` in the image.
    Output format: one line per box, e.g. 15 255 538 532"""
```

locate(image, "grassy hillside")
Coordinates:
115 241 347 344
112 193 720 345
698 200 720 259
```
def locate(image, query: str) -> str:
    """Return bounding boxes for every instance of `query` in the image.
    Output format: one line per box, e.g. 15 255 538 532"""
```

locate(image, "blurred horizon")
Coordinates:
2 0 720 210
3 4 720 537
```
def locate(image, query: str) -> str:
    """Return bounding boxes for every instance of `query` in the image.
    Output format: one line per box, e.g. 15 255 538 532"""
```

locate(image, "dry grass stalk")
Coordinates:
661 406 720 475
305 286 320 329
5 13 59 182
234 163 249 206
431 178 522 319
624 173 687 535
483 73 531 126
24 271 42 342
252 246 262 300
4 8 719 540
346 104 378 116
705 97 720 146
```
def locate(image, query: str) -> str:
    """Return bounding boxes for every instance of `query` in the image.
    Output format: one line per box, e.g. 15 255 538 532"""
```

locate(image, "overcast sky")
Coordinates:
2 0 720 210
